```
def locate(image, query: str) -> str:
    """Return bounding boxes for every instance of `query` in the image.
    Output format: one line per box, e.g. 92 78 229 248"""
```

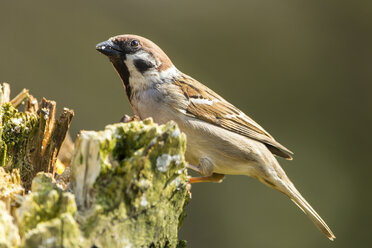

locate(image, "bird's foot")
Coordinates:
188 173 225 184
120 114 140 123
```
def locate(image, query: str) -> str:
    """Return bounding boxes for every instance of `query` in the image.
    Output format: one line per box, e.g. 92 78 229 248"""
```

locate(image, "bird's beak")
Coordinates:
96 39 123 57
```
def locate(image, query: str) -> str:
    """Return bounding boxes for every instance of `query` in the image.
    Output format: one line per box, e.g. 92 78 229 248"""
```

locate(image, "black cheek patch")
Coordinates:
133 59 154 73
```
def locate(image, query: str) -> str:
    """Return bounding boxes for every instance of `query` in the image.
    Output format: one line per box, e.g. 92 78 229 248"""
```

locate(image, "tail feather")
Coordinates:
285 183 336 240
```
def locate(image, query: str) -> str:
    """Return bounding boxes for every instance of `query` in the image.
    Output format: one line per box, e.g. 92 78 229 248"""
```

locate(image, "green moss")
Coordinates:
21 213 83 248
76 119 190 248
16 173 82 247
0 103 37 170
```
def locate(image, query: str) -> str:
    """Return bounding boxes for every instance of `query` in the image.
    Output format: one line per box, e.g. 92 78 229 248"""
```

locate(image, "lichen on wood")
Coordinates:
15 173 83 248
0 83 190 247
72 118 190 248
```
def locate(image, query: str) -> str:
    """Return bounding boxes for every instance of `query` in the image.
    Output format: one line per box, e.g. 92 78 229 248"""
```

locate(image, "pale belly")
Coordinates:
132 95 264 176
177 119 259 176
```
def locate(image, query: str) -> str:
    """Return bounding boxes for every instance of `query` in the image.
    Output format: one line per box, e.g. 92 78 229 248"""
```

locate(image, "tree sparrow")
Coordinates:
96 34 335 240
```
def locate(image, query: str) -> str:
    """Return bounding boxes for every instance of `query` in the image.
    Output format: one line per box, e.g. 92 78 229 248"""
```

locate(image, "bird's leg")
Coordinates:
186 157 214 176
120 114 140 123
189 173 225 184
186 163 204 174
186 157 225 183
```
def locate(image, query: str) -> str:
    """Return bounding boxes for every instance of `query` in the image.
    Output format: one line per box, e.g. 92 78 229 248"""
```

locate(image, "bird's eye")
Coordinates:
130 40 140 47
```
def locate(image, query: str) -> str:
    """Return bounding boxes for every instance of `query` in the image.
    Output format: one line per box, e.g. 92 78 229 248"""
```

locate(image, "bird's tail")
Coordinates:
282 181 336 240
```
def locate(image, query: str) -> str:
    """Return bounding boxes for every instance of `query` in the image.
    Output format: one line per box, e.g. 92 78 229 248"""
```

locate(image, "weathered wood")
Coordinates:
0 83 190 247
10 88 29 108
0 83 11 104
0 83 74 190
0 167 23 214
25 94 38 114
40 107 74 175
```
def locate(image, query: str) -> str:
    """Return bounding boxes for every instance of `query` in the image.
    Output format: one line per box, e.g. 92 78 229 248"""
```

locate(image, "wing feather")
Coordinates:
174 75 293 159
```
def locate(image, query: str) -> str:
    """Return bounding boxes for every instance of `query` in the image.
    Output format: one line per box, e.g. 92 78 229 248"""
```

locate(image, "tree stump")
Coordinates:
0 83 190 247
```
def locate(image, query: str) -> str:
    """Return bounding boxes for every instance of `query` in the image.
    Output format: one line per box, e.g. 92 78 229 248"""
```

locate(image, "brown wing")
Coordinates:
174 75 293 160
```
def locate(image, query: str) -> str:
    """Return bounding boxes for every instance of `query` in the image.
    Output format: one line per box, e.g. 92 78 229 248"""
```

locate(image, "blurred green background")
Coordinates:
1 0 371 247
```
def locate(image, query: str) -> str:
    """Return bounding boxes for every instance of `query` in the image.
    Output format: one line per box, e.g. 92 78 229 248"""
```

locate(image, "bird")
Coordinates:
96 34 335 240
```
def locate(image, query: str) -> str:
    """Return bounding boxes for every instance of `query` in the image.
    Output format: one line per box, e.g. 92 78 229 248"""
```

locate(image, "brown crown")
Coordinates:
110 34 174 71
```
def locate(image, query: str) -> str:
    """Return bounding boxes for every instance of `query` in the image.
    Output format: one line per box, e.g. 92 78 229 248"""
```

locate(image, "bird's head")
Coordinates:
96 34 177 98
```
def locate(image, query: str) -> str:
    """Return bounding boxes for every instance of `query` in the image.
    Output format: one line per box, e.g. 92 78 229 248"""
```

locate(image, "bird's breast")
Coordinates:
130 88 172 124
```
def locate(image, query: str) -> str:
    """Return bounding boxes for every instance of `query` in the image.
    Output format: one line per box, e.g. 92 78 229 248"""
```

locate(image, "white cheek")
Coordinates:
124 52 159 90
124 51 179 93
125 56 145 80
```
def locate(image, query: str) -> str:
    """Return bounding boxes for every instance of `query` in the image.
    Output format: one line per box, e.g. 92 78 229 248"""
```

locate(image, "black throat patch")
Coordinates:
111 57 132 99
